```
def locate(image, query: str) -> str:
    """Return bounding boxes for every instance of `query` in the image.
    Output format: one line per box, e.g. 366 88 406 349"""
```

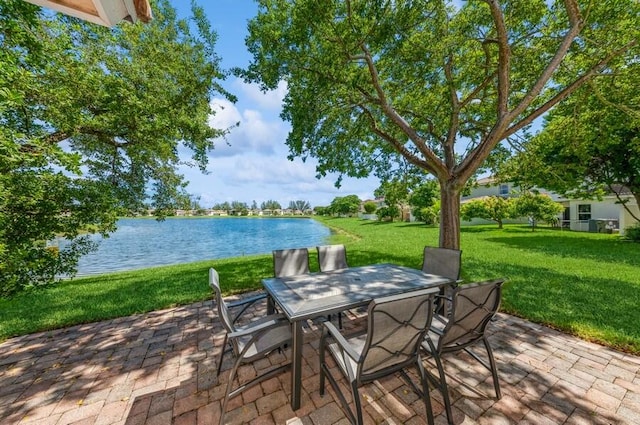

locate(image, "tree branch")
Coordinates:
359 43 446 177
504 39 638 138
459 70 498 108
356 104 439 176
508 0 584 119
609 183 640 222
444 53 459 170
486 0 510 117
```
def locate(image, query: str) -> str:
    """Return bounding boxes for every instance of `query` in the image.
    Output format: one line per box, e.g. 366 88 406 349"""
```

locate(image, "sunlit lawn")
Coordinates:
1 217 639 354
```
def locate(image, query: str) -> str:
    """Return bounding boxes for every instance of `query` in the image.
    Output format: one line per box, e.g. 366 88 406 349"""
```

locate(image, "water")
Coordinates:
63 217 331 276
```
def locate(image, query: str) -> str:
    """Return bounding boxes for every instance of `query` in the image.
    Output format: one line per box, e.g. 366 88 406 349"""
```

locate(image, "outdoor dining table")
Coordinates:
261 263 454 410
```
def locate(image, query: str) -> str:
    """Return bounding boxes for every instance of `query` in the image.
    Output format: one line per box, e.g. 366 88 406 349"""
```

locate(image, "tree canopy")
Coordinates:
513 192 564 231
461 196 515 228
500 62 640 222
0 0 232 295
329 195 361 216
289 200 311 212
261 199 282 210
244 0 639 249
409 180 440 224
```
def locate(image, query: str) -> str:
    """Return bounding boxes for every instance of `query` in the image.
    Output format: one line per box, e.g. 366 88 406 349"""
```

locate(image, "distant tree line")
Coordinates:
160 198 314 216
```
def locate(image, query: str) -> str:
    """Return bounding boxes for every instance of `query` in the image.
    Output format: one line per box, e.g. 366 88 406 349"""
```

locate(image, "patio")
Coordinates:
1 292 639 425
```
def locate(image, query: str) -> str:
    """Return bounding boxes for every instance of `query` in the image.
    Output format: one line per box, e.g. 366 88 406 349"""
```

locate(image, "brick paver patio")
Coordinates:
1 293 639 424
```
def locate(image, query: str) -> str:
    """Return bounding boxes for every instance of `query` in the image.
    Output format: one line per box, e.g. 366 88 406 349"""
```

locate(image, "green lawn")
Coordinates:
1 217 639 354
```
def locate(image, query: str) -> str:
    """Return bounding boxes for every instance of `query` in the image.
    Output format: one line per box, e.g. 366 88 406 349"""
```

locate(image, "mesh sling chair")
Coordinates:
273 248 310 277
317 244 348 272
422 246 462 314
209 268 292 423
270 248 310 313
319 288 437 425
421 279 504 425
316 244 349 328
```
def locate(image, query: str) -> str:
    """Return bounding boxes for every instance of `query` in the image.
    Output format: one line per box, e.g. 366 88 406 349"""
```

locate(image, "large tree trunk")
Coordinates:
439 182 461 249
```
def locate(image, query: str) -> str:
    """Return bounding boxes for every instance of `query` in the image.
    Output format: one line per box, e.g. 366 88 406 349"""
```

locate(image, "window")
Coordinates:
578 204 591 221
499 184 509 196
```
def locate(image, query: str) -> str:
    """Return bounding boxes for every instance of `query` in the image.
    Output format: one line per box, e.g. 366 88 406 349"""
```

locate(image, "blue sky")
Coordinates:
172 1 380 208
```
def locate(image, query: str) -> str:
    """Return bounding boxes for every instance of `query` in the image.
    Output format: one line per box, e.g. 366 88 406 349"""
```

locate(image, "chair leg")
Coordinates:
483 337 502 399
338 312 343 329
424 338 453 425
220 354 243 425
319 336 326 396
351 381 363 425
320 362 358 424
432 352 453 425
415 360 435 425
216 333 229 377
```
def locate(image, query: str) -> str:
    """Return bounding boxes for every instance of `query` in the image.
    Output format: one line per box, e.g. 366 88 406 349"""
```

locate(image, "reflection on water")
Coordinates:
59 217 330 276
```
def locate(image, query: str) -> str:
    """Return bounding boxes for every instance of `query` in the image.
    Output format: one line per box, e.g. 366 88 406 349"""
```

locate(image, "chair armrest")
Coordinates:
228 313 289 339
322 321 361 362
227 292 267 309
228 292 269 324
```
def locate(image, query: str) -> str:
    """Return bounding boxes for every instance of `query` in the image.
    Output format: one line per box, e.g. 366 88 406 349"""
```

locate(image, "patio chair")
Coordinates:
422 246 462 315
317 244 349 328
209 268 292 423
320 288 436 425
421 279 504 425
317 244 348 272
273 248 310 277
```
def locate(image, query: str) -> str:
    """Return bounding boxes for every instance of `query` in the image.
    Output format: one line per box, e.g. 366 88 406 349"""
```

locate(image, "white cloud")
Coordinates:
179 78 379 208
229 156 317 185
207 98 288 157
232 78 287 112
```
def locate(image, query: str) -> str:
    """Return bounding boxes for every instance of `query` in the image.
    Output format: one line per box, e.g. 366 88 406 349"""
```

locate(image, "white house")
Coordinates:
555 189 639 234
462 177 639 234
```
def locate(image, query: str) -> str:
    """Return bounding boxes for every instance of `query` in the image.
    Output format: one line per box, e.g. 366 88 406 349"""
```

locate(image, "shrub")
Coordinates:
363 201 377 214
376 206 399 221
624 223 640 242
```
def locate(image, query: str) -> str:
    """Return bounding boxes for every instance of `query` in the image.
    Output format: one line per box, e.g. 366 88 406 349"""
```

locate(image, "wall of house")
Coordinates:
462 182 513 200
619 203 640 235
569 199 619 218
567 198 626 232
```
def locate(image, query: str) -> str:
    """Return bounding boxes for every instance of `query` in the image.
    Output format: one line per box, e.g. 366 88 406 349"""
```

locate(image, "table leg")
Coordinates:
267 295 275 315
290 320 303 410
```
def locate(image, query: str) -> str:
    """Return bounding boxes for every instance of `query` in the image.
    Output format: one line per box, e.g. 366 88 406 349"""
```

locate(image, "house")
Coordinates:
463 177 639 234
555 186 638 234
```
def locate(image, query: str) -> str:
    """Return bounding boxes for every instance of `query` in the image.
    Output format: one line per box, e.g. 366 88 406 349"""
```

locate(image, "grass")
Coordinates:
1 217 639 354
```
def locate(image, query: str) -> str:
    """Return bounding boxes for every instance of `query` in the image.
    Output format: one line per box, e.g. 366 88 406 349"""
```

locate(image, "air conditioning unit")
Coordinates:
23 0 152 27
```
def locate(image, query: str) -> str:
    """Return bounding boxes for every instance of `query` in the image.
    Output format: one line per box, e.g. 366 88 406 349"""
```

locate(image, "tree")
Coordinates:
363 201 377 214
500 63 640 223
513 192 564 231
409 180 439 224
244 0 639 249
374 179 411 222
1 0 232 295
461 196 515 229
288 200 311 213
376 205 400 222
180 195 202 212
261 199 282 211
231 201 249 215
329 195 361 216
314 205 330 216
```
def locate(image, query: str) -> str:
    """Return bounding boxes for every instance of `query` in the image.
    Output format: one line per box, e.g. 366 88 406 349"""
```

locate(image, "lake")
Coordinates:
68 217 331 276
